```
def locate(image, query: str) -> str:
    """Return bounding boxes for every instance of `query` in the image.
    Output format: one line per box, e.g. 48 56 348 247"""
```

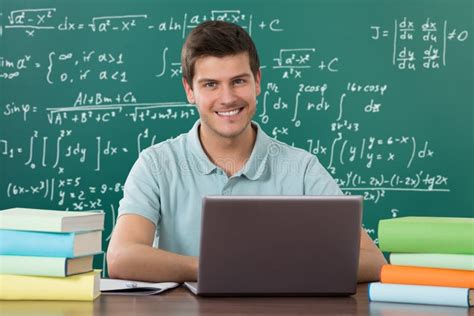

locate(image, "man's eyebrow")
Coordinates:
196 73 252 84
231 73 252 80
197 78 217 84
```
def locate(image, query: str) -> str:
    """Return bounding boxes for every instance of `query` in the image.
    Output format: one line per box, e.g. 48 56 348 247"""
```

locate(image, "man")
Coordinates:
107 21 386 283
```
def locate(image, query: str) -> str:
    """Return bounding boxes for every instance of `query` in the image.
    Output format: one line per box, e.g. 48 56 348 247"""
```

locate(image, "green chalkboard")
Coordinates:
1 0 472 275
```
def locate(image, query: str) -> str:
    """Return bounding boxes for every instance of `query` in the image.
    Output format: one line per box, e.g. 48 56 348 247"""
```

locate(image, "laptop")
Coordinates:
184 195 362 296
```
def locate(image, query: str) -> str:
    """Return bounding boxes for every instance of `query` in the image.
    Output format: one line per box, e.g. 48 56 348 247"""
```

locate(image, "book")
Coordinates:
368 282 473 307
369 301 470 316
0 208 104 232
0 255 93 277
380 264 474 288
389 253 474 271
378 217 474 254
0 229 102 258
0 300 94 315
0 270 101 301
100 278 180 295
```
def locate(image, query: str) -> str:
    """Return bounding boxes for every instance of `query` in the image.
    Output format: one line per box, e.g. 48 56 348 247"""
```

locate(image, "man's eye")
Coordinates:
204 82 216 88
233 79 246 85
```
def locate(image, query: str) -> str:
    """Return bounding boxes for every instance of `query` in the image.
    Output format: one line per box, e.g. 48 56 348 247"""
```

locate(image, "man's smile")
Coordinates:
215 106 244 117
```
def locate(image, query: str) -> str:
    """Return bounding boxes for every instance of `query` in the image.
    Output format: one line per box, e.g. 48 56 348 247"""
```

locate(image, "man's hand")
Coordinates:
357 228 387 283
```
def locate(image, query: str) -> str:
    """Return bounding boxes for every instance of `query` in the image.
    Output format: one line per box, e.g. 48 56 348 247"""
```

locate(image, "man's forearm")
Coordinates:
107 243 198 283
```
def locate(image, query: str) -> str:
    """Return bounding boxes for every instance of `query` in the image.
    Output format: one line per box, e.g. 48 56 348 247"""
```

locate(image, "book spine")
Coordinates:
378 220 474 254
389 253 474 271
381 265 474 288
0 230 73 257
368 282 470 307
0 271 99 301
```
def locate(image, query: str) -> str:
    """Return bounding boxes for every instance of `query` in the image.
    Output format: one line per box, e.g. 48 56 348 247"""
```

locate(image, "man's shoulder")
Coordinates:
141 132 189 158
265 134 317 163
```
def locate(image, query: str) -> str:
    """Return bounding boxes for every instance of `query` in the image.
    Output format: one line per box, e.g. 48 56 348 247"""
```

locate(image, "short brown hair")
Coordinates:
181 21 260 88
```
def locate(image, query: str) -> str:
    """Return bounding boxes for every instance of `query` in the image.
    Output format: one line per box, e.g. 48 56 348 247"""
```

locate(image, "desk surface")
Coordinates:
1 284 472 316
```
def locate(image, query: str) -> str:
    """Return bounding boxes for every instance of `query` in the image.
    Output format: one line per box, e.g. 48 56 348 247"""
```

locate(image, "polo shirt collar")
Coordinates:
188 120 217 175
187 120 271 180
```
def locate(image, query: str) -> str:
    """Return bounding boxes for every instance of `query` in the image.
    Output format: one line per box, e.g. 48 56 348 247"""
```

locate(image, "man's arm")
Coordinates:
357 228 387 283
107 214 198 282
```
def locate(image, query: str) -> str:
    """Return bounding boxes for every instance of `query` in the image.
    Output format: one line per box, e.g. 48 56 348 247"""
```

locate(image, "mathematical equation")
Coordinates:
371 17 469 70
0 8 282 38
6 177 122 209
0 125 200 172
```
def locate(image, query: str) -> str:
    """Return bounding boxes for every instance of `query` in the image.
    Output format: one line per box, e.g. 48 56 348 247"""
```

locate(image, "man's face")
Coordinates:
183 52 261 139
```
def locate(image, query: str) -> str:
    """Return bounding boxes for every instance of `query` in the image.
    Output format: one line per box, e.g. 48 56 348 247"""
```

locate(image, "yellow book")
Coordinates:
0 300 94 316
0 270 100 301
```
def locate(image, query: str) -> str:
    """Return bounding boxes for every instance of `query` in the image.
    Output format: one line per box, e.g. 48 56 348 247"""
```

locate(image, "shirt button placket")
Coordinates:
222 176 238 196
216 169 229 195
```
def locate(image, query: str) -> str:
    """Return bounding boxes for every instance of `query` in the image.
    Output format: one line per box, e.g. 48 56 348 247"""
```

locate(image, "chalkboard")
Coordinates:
1 0 472 275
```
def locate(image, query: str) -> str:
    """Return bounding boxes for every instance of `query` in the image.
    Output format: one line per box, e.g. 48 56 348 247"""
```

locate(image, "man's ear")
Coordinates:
182 78 195 104
255 69 262 97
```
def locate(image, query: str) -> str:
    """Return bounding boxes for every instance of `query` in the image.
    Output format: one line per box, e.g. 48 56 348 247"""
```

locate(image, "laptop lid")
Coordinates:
195 195 362 296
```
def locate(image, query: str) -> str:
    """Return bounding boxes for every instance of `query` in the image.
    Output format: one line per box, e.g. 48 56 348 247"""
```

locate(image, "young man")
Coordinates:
107 21 386 283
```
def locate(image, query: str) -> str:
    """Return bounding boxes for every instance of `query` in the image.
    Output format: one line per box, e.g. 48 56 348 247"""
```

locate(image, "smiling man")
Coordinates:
107 21 386 283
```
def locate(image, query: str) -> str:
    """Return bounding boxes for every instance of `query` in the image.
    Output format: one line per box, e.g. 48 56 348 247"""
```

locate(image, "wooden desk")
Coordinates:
1 284 471 315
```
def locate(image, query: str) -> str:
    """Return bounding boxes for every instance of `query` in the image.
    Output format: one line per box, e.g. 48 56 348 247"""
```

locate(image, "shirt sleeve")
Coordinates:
118 150 161 226
304 156 343 196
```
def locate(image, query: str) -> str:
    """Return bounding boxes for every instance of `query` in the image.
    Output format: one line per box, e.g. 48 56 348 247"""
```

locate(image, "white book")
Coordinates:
0 208 104 232
389 253 474 271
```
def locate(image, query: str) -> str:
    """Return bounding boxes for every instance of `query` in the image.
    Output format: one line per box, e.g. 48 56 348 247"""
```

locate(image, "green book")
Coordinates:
378 217 474 254
0 255 94 277
389 253 474 271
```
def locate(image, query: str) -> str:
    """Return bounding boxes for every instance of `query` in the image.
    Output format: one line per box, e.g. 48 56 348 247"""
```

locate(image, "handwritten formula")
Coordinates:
1 2 472 274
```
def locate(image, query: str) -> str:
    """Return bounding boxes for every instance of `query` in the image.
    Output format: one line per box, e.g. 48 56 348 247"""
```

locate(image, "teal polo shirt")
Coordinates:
118 120 342 256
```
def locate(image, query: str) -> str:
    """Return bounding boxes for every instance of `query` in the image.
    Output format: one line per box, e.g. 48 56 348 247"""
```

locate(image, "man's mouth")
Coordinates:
215 107 244 117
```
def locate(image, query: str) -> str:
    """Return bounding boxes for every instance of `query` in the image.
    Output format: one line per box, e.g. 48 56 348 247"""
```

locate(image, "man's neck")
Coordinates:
199 123 257 176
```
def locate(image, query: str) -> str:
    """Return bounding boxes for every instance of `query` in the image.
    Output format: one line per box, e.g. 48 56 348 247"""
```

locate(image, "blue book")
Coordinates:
368 282 473 307
0 229 102 258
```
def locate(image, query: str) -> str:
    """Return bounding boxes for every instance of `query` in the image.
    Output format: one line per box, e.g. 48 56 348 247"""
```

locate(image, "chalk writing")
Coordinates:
1 3 471 276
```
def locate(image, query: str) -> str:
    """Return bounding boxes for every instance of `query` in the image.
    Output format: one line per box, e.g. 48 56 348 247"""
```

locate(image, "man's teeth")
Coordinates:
217 108 240 116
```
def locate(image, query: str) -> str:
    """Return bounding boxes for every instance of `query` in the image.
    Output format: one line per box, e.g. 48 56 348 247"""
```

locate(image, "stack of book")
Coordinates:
0 208 105 301
369 216 474 307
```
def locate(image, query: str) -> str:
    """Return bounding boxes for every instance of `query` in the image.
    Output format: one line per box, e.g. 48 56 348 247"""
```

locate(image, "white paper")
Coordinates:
100 278 180 295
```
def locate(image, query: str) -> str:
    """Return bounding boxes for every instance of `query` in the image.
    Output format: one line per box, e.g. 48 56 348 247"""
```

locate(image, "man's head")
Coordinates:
181 21 262 140
181 21 260 88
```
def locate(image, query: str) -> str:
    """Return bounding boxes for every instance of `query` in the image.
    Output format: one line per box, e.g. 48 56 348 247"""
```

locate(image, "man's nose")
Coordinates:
220 85 238 105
